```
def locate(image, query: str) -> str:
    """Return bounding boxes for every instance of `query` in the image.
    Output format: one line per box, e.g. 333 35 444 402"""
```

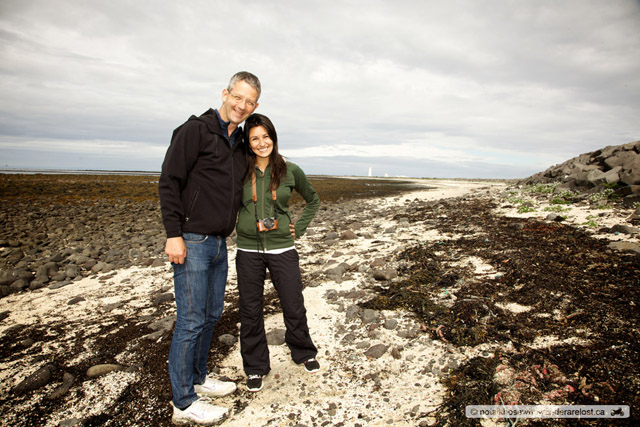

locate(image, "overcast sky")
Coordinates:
1 0 639 178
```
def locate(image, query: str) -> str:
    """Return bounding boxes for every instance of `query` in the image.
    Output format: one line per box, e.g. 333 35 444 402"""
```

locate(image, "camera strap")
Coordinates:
251 173 276 221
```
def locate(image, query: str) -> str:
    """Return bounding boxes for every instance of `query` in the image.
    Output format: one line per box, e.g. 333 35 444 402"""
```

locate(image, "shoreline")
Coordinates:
1 178 638 426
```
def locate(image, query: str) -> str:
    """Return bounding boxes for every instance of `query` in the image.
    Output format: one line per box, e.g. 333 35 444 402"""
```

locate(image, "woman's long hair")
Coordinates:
243 113 287 190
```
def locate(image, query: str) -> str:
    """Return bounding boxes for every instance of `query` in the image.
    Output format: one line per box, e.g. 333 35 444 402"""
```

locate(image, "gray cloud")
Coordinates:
1 0 638 178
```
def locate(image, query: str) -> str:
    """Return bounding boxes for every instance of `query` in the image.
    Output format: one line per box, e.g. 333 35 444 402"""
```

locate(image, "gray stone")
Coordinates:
14 364 53 394
384 319 399 330
545 213 565 222
49 281 72 290
447 358 460 370
90 261 107 274
49 253 65 263
610 224 639 235
521 140 640 196
218 334 237 346
345 305 361 320
340 230 358 240
620 162 640 185
48 372 74 399
324 289 338 301
370 258 385 268
266 328 286 345
391 347 401 359
151 258 166 267
604 150 638 170
324 232 340 241
142 330 164 341
602 166 622 184
51 272 67 282
35 265 50 283
152 292 174 306
373 269 397 281
365 344 388 359
340 333 357 344
361 309 380 324
9 278 30 292
623 193 640 207
148 315 176 332
356 341 370 349
86 364 125 378
608 241 640 256
65 265 80 279
59 419 82 427
325 265 346 281
0 270 19 286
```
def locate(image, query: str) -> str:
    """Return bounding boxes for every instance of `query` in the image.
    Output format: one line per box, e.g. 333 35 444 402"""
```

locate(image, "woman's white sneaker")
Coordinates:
171 397 228 425
194 377 237 397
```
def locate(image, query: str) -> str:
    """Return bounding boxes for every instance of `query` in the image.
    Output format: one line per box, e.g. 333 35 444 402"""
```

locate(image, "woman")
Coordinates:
235 113 321 392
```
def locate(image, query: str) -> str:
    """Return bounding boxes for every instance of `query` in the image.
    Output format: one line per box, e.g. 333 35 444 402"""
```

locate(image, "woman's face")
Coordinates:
248 125 274 160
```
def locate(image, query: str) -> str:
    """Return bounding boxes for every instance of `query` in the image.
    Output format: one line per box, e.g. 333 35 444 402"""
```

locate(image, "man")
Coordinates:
159 71 260 425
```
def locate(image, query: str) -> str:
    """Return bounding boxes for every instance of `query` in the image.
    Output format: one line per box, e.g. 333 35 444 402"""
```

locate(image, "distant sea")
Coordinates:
0 168 160 176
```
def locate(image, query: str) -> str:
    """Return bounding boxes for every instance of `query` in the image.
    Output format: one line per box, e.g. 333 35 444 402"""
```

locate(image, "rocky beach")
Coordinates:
1 161 639 426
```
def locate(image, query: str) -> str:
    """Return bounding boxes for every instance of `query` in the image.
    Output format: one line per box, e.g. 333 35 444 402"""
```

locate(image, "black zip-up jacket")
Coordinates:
159 109 247 238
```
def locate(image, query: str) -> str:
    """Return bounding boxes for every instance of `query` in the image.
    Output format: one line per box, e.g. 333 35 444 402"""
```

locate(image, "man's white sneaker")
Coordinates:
194 377 237 397
171 398 228 425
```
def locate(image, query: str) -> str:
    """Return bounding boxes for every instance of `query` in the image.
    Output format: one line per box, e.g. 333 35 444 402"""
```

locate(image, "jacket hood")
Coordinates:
189 108 226 137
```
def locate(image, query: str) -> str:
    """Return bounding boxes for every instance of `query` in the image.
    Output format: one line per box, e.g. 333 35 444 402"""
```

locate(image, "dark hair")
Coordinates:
244 114 287 189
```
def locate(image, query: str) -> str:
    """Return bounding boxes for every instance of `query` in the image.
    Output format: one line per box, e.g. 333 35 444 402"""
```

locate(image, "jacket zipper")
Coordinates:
260 172 268 251
185 187 200 223
227 136 242 233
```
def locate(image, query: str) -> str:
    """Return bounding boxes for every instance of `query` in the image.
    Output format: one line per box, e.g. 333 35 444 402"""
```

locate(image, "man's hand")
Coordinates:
165 236 187 264
289 223 296 239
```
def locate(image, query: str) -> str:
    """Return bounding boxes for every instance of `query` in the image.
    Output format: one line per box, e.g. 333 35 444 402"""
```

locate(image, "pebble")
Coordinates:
372 269 397 281
48 372 75 399
365 343 388 359
14 364 54 394
266 328 286 345
218 334 237 346
86 364 125 378
0 200 166 298
360 308 379 324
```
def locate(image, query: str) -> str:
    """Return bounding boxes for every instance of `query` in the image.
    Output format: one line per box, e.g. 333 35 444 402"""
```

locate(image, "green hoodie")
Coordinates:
236 161 320 251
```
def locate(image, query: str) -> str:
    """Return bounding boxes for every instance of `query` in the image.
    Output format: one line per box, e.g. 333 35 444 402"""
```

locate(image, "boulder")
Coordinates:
521 140 640 196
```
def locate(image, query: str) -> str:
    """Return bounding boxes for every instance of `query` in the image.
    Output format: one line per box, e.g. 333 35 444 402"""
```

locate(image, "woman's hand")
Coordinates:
289 223 296 239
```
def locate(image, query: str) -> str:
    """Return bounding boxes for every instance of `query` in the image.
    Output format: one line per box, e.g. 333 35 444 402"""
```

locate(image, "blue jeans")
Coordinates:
168 233 228 409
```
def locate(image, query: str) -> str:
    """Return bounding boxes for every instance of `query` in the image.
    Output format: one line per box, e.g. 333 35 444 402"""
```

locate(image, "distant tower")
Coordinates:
368 167 372 177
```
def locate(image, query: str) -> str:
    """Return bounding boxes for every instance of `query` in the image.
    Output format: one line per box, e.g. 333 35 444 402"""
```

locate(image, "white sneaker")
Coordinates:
171 398 228 425
194 377 237 397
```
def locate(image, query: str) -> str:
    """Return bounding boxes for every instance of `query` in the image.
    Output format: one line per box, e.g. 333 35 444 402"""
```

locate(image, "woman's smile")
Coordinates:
249 125 274 160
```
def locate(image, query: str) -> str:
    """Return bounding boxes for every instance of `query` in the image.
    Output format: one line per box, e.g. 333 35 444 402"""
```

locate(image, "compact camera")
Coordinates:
256 217 278 232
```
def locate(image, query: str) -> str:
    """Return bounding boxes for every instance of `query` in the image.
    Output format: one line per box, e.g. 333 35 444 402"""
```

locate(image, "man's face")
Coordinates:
220 80 259 125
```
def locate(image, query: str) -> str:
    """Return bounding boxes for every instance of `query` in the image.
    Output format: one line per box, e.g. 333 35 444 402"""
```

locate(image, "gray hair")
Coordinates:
227 71 261 99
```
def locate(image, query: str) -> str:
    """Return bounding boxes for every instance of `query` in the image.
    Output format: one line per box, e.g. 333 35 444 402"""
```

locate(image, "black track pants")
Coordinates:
236 249 317 375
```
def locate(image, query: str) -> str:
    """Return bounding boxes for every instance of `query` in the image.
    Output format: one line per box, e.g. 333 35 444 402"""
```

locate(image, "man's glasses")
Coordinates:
228 91 257 109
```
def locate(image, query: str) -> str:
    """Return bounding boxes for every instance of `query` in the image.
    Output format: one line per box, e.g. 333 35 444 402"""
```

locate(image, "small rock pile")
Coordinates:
520 140 640 206
0 200 166 298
